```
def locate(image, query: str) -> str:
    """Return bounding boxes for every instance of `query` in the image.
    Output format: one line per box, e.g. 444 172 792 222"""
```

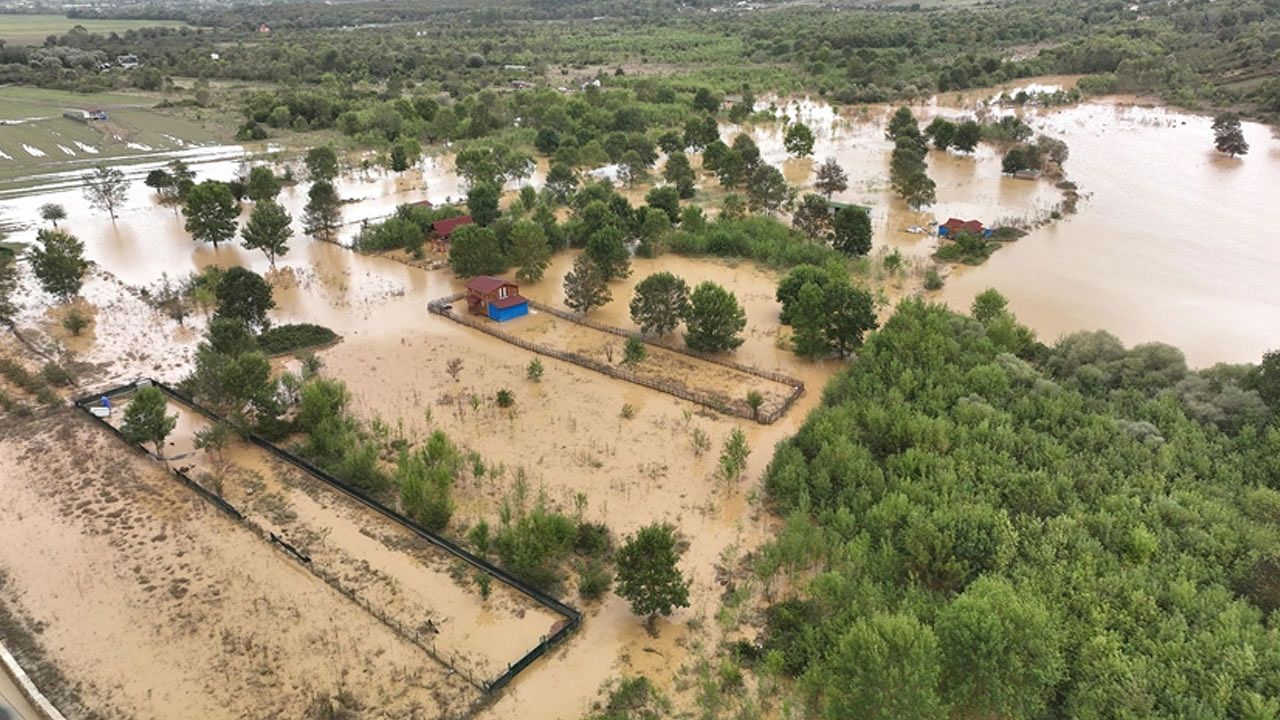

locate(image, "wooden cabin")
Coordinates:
938 217 991 238
465 276 529 322
430 214 474 253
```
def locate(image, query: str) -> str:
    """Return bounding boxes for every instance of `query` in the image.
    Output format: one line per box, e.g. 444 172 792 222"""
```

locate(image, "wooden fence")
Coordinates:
428 293 805 424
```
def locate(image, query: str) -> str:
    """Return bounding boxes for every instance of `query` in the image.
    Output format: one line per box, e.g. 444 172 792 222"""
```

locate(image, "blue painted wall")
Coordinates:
489 301 529 322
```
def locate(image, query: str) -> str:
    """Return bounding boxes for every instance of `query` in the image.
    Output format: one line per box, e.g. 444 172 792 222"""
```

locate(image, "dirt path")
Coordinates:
0 412 481 719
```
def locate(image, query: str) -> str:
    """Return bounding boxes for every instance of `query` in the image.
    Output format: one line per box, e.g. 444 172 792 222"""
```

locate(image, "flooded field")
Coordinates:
95 389 566 685
0 413 481 719
2 75 1279 718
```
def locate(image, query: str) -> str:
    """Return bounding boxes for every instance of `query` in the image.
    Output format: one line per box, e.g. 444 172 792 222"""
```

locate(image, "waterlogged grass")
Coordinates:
0 15 186 46
0 86 223 189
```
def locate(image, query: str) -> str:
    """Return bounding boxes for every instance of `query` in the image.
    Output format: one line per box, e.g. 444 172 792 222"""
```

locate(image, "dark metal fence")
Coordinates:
71 381 581 697
428 293 805 424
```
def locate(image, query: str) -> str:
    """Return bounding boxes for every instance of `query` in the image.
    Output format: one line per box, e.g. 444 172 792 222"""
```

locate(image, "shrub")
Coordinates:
526 358 544 382
496 389 515 408
62 307 89 336
577 559 613 600
256 323 338 355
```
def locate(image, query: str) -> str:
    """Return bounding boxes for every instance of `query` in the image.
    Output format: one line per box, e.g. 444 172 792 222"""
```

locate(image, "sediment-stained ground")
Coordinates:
0 411 483 720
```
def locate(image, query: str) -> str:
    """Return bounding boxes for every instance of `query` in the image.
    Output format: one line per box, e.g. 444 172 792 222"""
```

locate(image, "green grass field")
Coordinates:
0 86 223 190
0 14 186 45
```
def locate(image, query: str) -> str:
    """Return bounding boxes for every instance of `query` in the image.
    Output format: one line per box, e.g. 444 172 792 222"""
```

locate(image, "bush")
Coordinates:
256 323 338 355
496 389 515 407
924 267 945 290
577 559 613 600
526 358 544 382
62 307 89 336
39 362 74 387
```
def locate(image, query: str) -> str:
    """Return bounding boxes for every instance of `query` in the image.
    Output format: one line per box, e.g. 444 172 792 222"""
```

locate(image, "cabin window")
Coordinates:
498 287 508 299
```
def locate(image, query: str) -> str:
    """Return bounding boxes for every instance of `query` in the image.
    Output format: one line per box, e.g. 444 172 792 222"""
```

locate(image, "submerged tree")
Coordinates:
784 121 815 158
684 281 746 352
81 165 129 221
121 386 178 460
305 145 339 182
184 181 239 250
214 267 275 331
510 220 552 283
240 199 293 269
615 523 690 626
302 180 342 241
813 157 849 199
39 203 66 228
0 254 16 325
833 204 873 257
563 253 611 314
1212 113 1249 157
630 272 691 336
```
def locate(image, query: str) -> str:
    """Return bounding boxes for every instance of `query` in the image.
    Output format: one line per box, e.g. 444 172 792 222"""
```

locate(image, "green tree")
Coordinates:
467 181 501 226
184 181 240 250
390 137 422 171
29 229 88 302
448 225 507 277
662 151 696 199
305 145 339 182
615 523 690 624
1257 350 1280 406
971 288 1009 324
245 165 281 202
630 272 691 336
953 120 982 153
820 613 946 720
935 578 1064 719
585 226 631 281
622 336 646 367
121 386 178 460
792 193 833 241
0 254 17 325
813 157 848 199
645 186 680 224
240 199 293 269
925 117 957 150
145 169 175 202
776 264 834 324
790 281 828 359
784 122 815 157
546 163 579 203
510 220 551 283
732 133 762 172
81 165 129 221
302 180 341 241
747 164 793 214
1212 113 1249 157
563 253 611 314
900 170 936 210
715 149 747 188
886 106 922 143
685 281 746 352
832 205 872 256
215 267 275 331
824 280 878 357
39 203 66 228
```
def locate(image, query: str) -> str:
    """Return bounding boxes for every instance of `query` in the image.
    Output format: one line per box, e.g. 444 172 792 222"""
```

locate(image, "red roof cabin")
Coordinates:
465 276 529 322
430 215 474 252
938 218 991 238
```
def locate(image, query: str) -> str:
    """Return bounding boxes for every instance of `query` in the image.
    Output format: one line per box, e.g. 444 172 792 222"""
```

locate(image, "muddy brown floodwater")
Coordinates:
3 76 1280 719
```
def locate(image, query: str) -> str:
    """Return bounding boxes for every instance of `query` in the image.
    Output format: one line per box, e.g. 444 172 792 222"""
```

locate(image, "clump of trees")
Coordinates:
397 430 461 531
776 263 878 358
758 296 1280 719
886 107 936 210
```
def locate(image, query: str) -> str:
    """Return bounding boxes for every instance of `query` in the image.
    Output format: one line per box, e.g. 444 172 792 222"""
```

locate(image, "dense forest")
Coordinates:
757 295 1280 718
2 0 1278 120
